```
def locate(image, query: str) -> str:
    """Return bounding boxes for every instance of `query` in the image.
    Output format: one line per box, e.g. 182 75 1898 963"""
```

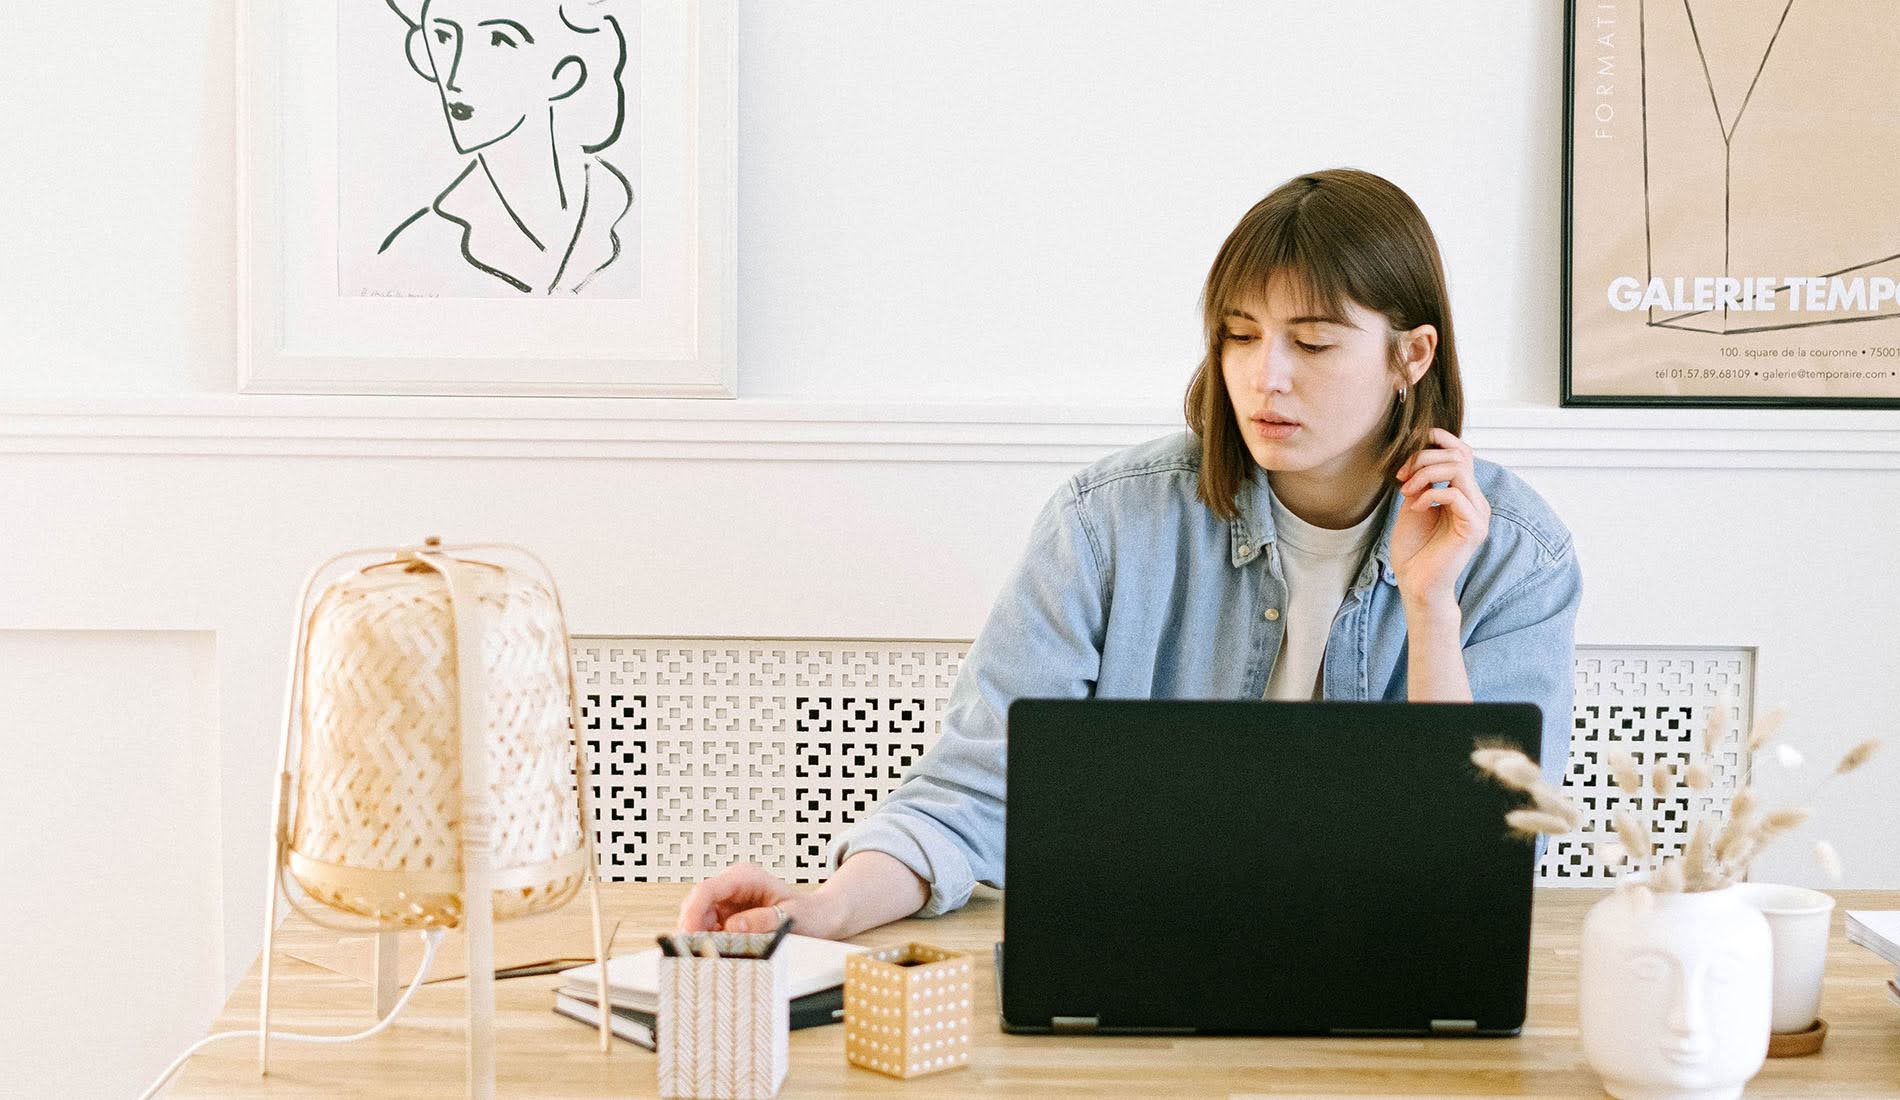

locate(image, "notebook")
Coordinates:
1845 910 1900 969
553 993 657 1049
553 985 848 1049
557 934 867 1014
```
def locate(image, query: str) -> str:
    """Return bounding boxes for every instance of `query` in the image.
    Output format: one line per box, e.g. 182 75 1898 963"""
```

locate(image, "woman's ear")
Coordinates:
1400 324 1438 388
404 26 437 82
550 56 587 102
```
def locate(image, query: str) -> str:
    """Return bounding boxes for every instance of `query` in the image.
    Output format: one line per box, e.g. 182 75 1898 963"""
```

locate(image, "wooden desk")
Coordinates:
171 885 1900 1097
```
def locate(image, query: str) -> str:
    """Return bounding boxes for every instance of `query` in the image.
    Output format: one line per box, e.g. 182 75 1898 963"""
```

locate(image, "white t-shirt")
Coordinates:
1262 493 1384 701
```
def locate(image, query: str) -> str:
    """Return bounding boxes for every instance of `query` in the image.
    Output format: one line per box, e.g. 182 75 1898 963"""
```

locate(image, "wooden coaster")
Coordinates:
1767 1017 1827 1058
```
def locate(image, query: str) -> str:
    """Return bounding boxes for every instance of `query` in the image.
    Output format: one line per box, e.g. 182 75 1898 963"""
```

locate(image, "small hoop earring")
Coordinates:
1397 385 1407 403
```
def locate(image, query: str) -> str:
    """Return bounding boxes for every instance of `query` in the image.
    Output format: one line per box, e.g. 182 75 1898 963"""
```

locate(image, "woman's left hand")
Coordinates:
1388 428 1491 609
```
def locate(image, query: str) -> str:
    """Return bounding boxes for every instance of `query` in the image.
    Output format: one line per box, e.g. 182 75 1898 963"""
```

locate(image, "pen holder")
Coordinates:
843 942 973 1079
656 932 789 1100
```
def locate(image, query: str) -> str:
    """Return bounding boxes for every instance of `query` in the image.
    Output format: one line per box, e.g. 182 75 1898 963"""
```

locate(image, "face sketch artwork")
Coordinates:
377 0 634 296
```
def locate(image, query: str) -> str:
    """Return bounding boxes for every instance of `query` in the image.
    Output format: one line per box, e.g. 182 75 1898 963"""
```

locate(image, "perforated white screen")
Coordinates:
574 639 1752 887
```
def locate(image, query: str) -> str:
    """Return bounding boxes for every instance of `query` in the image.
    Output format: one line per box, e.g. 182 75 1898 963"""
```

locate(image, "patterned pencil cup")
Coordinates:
657 932 790 1100
844 943 973 1079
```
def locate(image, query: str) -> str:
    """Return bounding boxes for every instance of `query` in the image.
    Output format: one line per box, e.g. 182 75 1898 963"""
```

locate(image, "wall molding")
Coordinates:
5 395 1900 467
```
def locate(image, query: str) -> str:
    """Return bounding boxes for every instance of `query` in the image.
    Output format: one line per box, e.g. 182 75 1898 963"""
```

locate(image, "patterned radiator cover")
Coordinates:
575 639 1753 887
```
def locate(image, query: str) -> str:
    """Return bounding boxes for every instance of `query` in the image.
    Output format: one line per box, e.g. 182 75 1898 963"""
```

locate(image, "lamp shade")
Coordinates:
284 552 588 929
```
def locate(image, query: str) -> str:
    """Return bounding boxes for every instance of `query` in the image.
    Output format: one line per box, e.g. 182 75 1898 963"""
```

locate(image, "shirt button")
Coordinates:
1264 608 1281 621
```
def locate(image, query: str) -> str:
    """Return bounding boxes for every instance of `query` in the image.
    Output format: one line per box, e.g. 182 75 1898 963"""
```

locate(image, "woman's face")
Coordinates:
1219 273 1406 484
418 0 556 153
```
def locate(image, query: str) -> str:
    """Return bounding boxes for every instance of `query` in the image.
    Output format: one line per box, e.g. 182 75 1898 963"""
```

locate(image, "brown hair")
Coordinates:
1183 168 1464 521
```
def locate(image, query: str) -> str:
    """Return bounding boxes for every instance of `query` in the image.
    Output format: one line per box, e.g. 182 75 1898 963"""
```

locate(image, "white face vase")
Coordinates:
1579 885 1772 1100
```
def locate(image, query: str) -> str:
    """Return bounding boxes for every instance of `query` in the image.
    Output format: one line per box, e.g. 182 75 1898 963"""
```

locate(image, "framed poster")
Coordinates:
240 0 736 397
1564 0 1900 406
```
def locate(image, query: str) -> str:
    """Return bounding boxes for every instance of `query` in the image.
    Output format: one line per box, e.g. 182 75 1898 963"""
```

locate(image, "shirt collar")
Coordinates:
1229 470 1401 587
433 156 634 295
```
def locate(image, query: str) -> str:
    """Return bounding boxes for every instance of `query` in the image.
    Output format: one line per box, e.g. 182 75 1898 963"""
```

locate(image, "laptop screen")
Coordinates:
1001 699 1541 1035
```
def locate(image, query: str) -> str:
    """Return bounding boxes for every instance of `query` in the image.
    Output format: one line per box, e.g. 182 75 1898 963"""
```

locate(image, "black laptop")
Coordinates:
999 699 1542 1037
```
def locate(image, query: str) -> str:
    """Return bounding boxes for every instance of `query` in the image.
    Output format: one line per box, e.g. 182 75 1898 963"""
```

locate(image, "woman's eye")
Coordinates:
490 30 517 47
434 28 451 44
1296 341 1333 353
1222 330 1258 345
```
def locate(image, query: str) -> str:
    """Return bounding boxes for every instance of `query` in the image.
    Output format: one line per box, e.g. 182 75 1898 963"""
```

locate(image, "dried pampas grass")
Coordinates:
1470 744 1583 843
1756 806 1812 842
1614 810 1653 861
1836 739 1881 777
1530 785 1583 830
1472 708 1880 897
1746 707 1785 753
1700 702 1728 755
1489 754 1545 791
1680 820 1716 892
1506 809 1574 838
1713 786 1756 865
1608 750 1643 796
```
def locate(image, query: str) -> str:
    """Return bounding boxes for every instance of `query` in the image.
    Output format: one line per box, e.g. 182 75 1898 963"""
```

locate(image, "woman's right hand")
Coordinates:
675 862 851 939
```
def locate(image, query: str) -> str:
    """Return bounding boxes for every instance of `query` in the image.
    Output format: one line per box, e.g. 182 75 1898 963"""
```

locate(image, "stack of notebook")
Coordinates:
553 934 867 1049
1845 910 1900 1008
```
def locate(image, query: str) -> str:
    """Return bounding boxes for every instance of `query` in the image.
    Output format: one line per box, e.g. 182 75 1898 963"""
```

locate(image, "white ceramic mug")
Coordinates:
1734 882 1836 1033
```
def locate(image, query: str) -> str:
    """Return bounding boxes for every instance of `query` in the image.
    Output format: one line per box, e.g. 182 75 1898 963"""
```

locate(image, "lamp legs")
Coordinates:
374 930 401 1019
466 909 495 1100
258 875 281 1076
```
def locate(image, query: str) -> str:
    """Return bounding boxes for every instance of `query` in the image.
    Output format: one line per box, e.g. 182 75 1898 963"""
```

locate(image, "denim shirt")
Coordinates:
828 430 1583 916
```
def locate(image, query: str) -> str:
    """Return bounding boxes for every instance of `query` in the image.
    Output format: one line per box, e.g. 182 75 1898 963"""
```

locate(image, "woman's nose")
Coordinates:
1255 345 1295 393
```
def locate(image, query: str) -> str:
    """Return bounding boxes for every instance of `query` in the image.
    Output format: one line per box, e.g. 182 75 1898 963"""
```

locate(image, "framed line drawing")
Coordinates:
240 0 736 397
1563 0 1900 407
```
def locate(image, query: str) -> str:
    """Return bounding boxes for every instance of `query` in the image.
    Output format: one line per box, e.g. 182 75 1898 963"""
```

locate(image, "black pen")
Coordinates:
657 934 678 957
761 915 795 959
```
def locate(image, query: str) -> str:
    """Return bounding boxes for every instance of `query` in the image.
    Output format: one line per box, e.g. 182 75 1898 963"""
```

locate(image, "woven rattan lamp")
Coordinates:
259 538 611 1098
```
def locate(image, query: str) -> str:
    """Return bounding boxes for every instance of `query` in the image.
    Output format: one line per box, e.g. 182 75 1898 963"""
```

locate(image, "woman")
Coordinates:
680 168 1583 939
376 0 634 296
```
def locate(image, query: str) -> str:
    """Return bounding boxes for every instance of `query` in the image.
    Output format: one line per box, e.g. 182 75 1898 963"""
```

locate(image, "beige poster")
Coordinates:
1566 0 1900 404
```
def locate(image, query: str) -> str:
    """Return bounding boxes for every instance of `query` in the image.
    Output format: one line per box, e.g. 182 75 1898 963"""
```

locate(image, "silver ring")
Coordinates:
771 903 788 924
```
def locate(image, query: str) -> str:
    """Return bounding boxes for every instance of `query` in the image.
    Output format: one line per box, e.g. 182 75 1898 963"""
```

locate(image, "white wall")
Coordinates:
0 632 222 1098
1 0 1561 406
4 3 1899 1096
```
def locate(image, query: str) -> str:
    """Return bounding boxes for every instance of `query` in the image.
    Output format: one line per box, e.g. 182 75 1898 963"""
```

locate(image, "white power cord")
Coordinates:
137 928 446 1100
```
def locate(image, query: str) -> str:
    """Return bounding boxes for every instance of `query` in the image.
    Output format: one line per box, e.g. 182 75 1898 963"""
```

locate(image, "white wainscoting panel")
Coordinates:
0 630 222 1100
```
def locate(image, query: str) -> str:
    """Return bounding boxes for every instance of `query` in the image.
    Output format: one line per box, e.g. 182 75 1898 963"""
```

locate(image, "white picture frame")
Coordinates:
239 0 736 397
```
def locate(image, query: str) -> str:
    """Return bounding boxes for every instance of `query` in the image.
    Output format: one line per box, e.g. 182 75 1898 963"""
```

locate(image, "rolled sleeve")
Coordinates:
827 480 1109 917
825 809 976 918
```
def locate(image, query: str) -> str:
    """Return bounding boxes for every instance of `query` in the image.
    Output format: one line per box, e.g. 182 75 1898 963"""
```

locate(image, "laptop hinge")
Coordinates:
1430 1018 1479 1034
1050 1015 1099 1034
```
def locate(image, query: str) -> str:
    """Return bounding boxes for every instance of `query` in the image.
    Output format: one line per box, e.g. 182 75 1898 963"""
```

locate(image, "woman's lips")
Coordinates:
1252 416 1300 439
449 102 474 121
